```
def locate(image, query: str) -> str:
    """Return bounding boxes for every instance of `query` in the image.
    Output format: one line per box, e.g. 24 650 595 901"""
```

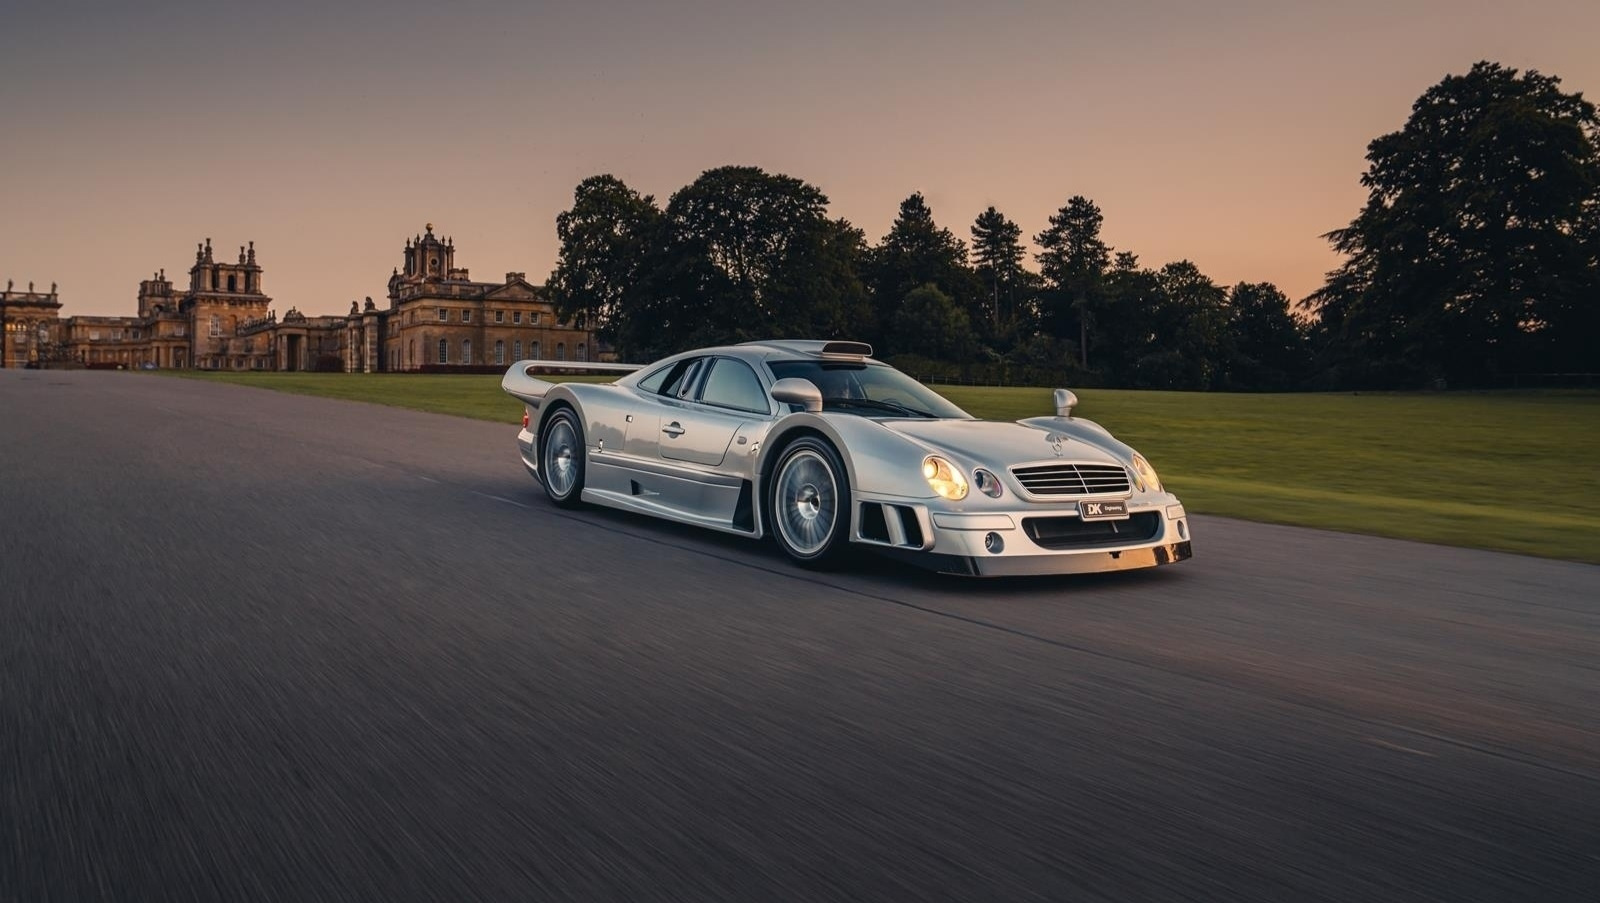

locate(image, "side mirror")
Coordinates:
771 377 823 413
1053 388 1078 418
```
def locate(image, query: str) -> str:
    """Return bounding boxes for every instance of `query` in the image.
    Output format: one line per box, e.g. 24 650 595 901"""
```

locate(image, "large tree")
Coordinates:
1227 282 1306 390
969 206 1029 336
1305 61 1600 385
864 193 979 351
637 165 869 357
546 175 663 356
1035 196 1111 370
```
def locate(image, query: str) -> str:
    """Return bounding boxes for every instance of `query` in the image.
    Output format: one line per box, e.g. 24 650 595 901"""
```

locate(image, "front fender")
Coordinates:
757 414 937 501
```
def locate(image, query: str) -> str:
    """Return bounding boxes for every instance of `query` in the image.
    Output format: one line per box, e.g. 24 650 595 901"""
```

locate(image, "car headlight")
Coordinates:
1131 453 1162 493
922 455 968 500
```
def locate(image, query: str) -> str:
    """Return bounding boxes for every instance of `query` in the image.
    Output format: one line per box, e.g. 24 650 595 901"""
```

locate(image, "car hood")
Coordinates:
877 418 1125 468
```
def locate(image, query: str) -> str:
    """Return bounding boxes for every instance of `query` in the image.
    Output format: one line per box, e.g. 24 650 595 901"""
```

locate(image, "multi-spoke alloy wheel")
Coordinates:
541 409 585 508
769 437 849 566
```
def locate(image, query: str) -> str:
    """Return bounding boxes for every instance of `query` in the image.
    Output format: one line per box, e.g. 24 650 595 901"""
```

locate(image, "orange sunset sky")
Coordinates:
3 0 1597 318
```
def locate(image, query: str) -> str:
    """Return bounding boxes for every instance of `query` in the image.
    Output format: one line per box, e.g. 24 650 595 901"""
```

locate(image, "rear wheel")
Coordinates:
768 436 850 567
540 408 585 508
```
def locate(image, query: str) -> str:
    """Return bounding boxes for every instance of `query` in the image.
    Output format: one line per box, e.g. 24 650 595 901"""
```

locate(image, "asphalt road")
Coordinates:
2 369 1597 902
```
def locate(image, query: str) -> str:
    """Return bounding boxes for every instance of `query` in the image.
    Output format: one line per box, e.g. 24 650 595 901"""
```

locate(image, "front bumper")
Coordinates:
854 494 1193 577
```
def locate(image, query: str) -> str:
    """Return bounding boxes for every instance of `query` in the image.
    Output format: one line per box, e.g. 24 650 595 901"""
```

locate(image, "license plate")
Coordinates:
1077 499 1129 521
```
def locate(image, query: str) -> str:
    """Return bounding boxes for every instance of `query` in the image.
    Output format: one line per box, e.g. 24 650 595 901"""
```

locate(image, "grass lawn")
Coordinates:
162 370 1600 563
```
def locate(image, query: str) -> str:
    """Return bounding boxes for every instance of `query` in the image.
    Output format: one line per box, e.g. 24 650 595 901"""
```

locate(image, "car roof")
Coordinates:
615 340 879 387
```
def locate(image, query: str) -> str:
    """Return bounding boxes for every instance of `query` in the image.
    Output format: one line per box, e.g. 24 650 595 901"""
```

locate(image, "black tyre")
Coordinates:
539 408 586 508
767 436 850 567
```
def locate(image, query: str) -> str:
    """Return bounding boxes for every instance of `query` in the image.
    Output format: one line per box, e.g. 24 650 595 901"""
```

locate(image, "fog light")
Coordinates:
1178 520 1187 540
984 532 1004 554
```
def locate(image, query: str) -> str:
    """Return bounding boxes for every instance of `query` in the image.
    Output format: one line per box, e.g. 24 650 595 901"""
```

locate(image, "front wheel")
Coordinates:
768 437 850 567
540 408 585 508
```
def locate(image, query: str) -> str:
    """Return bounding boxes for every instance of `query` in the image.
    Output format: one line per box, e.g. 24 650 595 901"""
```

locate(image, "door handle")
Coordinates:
662 422 685 438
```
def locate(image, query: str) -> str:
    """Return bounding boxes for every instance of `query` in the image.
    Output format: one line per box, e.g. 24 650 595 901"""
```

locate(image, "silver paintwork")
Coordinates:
501 340 1192 576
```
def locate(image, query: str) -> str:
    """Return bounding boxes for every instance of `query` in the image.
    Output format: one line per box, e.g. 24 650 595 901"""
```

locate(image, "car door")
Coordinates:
659 357 771 468
654 356 774 520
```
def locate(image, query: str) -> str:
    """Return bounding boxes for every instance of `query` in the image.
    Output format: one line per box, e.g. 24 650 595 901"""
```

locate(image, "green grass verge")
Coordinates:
160 370 1600 563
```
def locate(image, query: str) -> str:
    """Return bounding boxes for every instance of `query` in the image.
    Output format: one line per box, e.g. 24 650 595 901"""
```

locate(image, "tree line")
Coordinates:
547 61 1600 390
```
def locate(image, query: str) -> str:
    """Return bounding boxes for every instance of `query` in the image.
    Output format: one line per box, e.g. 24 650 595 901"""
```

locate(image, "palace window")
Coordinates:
90 330 101 341
210 315 221 337
513 311 522 324
513 340 522 360
555 342 566 361
529 341 539 360
577 343 587 362
462 310 472 324
437 339 448 363
532 312 542 325
495 340 505 365
132 329 141 340
462 338 472 363
494 310 504 324
437 309 448 322
112 329 123 340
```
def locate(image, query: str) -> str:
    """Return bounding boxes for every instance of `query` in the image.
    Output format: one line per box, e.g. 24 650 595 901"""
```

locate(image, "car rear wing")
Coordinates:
500 359 643 409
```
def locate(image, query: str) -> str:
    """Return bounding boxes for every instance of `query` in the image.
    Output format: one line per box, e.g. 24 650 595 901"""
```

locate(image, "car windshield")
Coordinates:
767 360 971 420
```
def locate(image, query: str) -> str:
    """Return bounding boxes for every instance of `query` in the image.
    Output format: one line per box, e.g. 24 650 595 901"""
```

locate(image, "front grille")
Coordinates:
1022 512 1161 550
1011 463 1131 496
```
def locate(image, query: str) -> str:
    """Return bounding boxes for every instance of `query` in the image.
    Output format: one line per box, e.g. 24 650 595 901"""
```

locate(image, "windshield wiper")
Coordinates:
821 397 936 418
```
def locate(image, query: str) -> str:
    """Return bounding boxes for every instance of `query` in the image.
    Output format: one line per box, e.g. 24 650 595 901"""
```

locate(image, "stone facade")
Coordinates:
0 280 65 368
22 225 583 372
344 224 588 373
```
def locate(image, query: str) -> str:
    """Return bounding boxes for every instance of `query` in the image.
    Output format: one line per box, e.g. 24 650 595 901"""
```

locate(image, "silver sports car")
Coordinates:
502 340 1192 576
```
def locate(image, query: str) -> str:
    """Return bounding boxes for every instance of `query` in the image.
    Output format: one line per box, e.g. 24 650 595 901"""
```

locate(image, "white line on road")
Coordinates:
471 490 530 508
1365 737 1437 757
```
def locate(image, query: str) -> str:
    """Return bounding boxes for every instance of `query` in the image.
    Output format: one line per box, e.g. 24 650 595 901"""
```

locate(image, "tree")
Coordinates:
636 165 869 356
892 284 974 362
969 206 1028 335
1035 196 1111 370
865 193 979 351
1227 282 1306 390
546 175 663 356
1305 61 1600 385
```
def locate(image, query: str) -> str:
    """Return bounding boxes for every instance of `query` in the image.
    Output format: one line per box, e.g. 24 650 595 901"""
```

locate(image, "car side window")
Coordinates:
660 357 705 400
699 358 770 414
635 365 671 395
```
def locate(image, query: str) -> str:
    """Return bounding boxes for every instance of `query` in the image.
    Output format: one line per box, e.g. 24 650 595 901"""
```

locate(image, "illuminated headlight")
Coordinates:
921 455 968 500
972 468 1004 498
1130 453 1162 493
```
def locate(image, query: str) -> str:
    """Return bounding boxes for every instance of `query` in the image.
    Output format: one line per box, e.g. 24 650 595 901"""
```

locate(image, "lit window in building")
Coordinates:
437 339 448 363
